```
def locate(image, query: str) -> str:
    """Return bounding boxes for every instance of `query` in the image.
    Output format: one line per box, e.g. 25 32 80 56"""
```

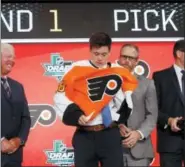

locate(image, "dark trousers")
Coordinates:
2 154 22 167
72 127 124 167
159 138 184 167
2 161 21 167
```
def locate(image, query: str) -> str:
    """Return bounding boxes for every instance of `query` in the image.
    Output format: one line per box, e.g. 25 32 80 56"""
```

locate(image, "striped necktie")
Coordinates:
1 77 11 98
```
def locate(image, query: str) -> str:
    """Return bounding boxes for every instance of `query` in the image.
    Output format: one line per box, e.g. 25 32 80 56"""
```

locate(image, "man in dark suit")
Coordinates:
1 43 31 167
153 39 185 167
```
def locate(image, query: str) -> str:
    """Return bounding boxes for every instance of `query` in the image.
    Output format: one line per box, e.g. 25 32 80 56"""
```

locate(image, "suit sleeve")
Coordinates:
53 91 83 126
137 80 158 139
18 85 31 144
153 72 170 129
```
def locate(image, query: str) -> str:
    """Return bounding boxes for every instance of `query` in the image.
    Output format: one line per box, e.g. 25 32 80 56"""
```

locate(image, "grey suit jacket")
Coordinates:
125 75 158 159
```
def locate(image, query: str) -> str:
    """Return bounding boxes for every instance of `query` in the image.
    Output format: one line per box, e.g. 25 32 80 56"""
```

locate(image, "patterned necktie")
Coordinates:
181 70 185 97
101 105 112 127
1 77 11 98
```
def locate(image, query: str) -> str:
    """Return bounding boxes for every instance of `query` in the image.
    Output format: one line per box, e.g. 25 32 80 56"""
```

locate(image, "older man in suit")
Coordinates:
117 44 158 166
1 43 31 167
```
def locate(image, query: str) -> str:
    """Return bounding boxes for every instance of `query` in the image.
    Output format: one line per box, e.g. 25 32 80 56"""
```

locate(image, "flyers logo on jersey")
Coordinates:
87 74 122 101
61 65 138 121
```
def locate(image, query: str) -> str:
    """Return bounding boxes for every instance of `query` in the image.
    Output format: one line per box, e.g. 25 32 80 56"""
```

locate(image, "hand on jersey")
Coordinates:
78 115 89 125
78 112 94 125
168 117 183 132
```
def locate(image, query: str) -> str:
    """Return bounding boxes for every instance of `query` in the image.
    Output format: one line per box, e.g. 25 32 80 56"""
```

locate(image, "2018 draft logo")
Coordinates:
44 140 74 166
42 53 73 81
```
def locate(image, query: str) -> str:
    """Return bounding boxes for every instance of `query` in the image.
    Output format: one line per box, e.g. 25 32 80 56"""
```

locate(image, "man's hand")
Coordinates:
78 112 95 126
78 115 89 125
122 130 142 148
8 137 21 154
1 138 14 153
168 117 183 132
119 124 131 137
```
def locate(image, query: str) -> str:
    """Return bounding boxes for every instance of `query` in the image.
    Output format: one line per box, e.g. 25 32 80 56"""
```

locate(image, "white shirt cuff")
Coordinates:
136 130 145 140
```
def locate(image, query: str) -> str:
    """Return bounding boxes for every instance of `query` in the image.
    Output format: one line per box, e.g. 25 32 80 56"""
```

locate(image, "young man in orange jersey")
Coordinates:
54 32 135 167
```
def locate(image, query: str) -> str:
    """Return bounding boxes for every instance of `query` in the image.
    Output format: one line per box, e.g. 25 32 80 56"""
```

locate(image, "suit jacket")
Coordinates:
153 66 184 153
125 75 158 159
1 77 31 163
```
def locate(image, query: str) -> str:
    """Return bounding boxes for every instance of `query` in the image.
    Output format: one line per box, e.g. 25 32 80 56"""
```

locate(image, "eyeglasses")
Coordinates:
120 55 138 61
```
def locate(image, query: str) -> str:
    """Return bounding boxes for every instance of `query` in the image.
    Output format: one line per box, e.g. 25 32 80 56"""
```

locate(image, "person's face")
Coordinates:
90 46 110 68
176 50 184 68
1 48 15 75
119 46 138 71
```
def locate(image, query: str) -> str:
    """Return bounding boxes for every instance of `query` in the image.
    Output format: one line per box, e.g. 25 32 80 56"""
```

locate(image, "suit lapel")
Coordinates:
170 66 185 106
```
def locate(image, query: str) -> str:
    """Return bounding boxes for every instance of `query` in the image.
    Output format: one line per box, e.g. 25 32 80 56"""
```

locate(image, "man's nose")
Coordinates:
97 55 103 61
125 58 130 63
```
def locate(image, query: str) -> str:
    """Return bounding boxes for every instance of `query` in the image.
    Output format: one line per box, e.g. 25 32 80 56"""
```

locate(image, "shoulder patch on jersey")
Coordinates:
57 81 65 92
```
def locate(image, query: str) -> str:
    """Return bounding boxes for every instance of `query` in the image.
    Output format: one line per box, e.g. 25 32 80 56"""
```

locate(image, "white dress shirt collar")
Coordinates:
173 64 183 74
173 64 184 92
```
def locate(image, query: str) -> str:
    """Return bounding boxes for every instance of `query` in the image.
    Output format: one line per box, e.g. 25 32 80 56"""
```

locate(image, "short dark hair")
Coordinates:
120 44 139 56
173 39 185 58
89 32 112 50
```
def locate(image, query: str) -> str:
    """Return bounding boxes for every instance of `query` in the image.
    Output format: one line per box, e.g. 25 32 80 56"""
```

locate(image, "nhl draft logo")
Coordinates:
42 53 73 81
44 140 74 166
